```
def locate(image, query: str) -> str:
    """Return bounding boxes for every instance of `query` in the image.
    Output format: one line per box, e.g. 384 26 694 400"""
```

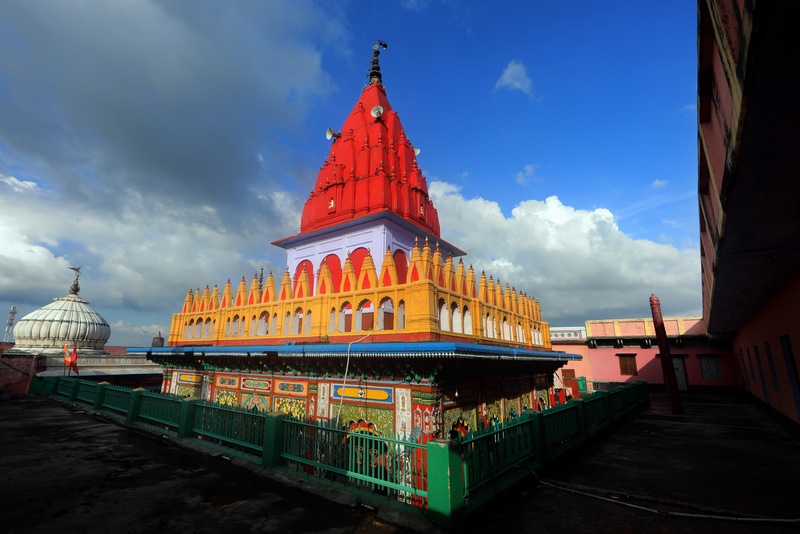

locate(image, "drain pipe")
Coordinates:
335 333 371 427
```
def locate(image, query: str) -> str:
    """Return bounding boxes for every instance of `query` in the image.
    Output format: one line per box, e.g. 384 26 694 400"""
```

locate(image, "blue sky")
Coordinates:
0 1 699 346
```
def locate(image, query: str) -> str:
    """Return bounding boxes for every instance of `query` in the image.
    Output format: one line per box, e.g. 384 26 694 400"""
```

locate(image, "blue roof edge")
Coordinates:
127 341 581 361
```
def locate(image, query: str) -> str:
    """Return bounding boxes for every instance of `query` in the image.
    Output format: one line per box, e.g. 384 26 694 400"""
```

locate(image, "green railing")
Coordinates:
461 413 535 494
582 391 612 435
100 385 135 417
31 375 649 528
75 380 100 405
191 402 266 456
56 377 76 398
137 392 182 432
280 418 429 506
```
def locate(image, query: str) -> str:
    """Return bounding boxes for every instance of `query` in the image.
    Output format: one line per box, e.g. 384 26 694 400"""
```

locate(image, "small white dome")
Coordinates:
12 293 110 354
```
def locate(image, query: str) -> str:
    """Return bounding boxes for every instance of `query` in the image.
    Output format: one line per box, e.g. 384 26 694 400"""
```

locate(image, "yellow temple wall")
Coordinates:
169 245 551 349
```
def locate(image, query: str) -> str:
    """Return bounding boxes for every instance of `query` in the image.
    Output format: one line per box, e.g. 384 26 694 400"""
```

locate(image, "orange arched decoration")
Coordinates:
349 248 369 280
321 254 342 294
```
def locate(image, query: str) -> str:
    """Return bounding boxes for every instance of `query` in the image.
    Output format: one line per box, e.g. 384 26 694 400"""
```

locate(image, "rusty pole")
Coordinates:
649 294 684 415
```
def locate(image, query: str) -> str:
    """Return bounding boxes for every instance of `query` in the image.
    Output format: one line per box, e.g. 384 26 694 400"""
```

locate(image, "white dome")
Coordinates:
12 292 111 354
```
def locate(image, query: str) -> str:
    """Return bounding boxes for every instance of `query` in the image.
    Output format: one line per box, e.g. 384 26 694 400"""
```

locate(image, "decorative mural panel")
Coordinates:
444 405 476 438
275 379 308 397
241 376 272 392
505 397 521 420
481 400 503 427
331 384 393 404
214 389 238 407
331 404 394 435
274 397 307 419
215 375 239 389
521 392 533 412
411 389 438 406
395 387 412 438
241 392 270 412
534 391 548 410
317 383 330 419
177 373 202 384
176 384 201 398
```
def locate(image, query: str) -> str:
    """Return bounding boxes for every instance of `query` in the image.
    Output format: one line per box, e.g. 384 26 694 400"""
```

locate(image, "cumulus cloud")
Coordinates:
495 59 534 97
514 164 537 186
430 181 701 325
0 1 342 345
651 179 668 189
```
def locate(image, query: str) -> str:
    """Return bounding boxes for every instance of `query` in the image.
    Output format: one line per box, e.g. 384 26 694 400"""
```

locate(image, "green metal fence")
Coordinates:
31 375 649 527
191 402 266 456
137 392 182 432
100 385 134 417
461 413 535 495
281 418 429 507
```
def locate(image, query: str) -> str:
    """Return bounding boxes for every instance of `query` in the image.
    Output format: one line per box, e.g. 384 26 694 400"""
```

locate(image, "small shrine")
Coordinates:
134 43 579 441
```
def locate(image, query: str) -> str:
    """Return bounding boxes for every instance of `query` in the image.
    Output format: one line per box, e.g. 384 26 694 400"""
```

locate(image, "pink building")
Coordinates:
551 317 739 392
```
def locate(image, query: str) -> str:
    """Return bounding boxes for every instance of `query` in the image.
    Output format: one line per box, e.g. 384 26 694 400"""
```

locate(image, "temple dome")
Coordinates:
12 281 110 355
297 43 440 238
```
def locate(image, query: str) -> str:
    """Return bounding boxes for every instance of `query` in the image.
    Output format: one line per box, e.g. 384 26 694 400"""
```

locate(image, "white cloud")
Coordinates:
430 181 701 325
495 59 533 97
514 164 537 186
651 179 668 189
1 174 40 193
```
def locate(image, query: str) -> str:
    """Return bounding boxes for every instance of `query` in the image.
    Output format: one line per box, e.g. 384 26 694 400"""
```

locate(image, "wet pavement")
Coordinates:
1 392 799 533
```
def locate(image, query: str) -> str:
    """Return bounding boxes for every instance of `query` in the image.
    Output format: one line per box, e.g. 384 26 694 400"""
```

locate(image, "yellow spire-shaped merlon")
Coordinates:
340 254 356 293
420 238 434 281
454 259 465 295
279 269 292 301
261 272 276 303
316 263 333 295
478 271 487 302
234 276 247 307
294 267 311 299
191 288 200 312
200 285 211 312
182 287 193 313
379 247 398 287
209 285 219 311
247 274 260 305
443 256 455 291
358 249 378 290
465 265 476 298
408 239 422 282
221 279 233 309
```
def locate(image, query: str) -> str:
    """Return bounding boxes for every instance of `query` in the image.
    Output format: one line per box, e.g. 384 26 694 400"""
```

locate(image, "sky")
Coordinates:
0 0 700 346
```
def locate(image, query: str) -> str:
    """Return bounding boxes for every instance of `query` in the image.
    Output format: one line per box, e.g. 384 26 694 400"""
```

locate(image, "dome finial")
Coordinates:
368 40 388 85
68 266 81 295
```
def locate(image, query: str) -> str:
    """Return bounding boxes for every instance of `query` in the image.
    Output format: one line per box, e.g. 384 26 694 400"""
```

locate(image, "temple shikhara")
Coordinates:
140 43 578 439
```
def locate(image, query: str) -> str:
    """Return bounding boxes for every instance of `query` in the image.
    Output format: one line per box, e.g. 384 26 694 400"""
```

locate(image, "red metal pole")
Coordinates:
649 294 684 415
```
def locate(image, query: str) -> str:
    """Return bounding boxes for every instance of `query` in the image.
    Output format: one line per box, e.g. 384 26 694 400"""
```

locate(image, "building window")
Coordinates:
764 342 779 391
617 353 638 376
698 355 723 379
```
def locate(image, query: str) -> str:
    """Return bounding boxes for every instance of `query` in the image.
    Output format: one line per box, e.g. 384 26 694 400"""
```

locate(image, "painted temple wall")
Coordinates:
161 367 556 439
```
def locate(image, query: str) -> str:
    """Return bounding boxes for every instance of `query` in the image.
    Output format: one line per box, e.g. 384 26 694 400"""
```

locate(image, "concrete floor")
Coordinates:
1 392 799 533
